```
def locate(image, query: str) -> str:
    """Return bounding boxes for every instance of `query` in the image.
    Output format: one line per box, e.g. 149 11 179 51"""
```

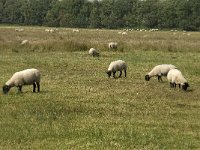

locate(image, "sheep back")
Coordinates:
148 64 177 77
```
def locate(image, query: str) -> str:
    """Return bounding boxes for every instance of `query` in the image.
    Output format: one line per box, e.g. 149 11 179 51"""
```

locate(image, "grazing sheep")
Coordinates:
15 28 24 32
106 60 127 78
122 31 127 35
21 40 29 45
73 29 79 32
89 48 99 57
3 69 41 94
108 42 118 49
145 64 177 82
45 28 56 33
45 29 50 32
167 69 189 91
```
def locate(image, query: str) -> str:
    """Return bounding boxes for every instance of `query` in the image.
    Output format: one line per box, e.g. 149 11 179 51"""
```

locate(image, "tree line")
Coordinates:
0 0 200 31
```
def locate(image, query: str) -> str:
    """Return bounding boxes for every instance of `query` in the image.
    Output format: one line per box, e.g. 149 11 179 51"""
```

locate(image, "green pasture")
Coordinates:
0 26 200 149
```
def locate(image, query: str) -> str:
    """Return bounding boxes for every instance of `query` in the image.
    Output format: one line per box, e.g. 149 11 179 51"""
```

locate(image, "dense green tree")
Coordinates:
0 0 199 30
26 0 52 25
2 0 24 24
123 0 139 28
89 0 102 28
0 1 3 22
46 1 62 27
137 0 160 28
187 0 200 30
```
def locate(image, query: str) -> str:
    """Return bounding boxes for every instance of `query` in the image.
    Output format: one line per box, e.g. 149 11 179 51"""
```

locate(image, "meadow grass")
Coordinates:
0 26 200 149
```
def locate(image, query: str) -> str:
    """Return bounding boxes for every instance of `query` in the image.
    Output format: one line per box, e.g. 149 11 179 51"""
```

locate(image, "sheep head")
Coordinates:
2 85 11 94
145 75 150 81
106 71 112 78
182 82 189 91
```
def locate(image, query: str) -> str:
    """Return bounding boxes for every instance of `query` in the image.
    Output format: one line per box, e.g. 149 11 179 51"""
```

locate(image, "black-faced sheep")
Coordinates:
21 40 29 45
89 48 99 57
167 69 189 91
145 64 177 82
108 42 118 49
106 60 127 78
3 68 41 94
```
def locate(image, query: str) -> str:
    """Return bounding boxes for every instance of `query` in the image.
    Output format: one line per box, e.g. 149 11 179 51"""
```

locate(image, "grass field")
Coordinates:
0 26 200 149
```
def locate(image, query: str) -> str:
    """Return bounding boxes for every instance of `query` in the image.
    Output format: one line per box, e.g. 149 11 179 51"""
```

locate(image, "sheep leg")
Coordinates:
33 83 36 92
170 82 173 88
18 86 22 92
119 71 122 77
124 70 127 77
158 76 163 82
174 83 176 88
113 71 116 78
178 84 181 88
36 82 40 92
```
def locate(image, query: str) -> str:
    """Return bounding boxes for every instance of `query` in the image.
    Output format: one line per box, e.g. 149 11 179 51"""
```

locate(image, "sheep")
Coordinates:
2 68 41 94
15 28 24 32
145 64 177 82
73 29 79 32
45 29 49 32
122 31 127 35
108 42 118 49
21 40 29 45
106 60 127 78
45 28 56 33
149 28 159 32
167 69 189 91
89 48 99 57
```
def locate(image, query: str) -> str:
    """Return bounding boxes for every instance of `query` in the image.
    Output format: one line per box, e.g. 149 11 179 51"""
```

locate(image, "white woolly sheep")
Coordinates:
167 69 189 91
145 64 177 82
3 68 41 94
15 28 24 32
45 28 57 33
106 60 127 78
21 40 29 45
108 42 118 49
73 29 80 33
45 29 49 32
89 48 99 57
122 31 127 35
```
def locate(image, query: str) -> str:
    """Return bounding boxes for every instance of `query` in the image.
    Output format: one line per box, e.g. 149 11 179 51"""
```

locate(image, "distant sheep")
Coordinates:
15 28 24 32
108 42 118 49
122 32 127 35
167 69 189 91
106 60 127 78
73 29 80 33
21 40 29 45
145 64 177 82
149 29 159 32
89 48 99 57
45 28 57 33
118 31 127 35
3 68 41 94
